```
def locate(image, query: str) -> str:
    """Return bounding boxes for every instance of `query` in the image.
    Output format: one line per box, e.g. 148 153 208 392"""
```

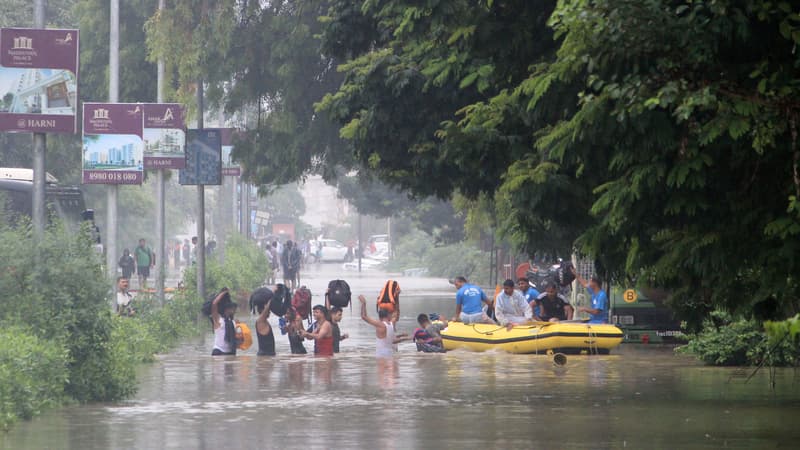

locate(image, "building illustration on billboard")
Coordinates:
82 135 143 171
0 68 77 115
0 28 80 133
144 128 184 155
143 103 186 169
82 102 144 184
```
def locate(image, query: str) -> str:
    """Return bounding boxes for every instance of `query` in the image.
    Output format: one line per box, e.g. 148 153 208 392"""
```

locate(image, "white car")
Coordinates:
311 239 350 262
342 257 384 271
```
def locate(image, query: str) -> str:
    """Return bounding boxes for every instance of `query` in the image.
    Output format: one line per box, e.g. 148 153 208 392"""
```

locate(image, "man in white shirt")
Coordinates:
116 277 134 316
494 279 532 330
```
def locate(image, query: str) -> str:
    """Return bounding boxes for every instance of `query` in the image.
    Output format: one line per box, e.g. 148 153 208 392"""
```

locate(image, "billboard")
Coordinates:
0 28 79 133
220 128 240 176
143 103 186 169
82 103 144 184
179 129 222 185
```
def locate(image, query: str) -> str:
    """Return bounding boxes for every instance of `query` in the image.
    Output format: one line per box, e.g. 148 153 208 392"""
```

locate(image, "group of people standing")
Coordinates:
209 278 410 358
264 240 304 288
117 238 156 290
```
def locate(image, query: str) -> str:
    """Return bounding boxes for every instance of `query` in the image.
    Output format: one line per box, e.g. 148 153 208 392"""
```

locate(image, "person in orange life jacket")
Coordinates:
211 288 238 356
254 299 275 356
572 267 609 324
299 305 334 356
377 279 401 317
359 295 410 357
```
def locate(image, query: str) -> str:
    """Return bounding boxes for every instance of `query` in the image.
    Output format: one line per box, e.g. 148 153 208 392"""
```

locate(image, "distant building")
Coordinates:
300 175 350 228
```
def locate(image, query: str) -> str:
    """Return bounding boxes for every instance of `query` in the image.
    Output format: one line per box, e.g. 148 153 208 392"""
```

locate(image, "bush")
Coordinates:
182 233 269 303
0 222 137 403
677 311 799 366
387 230 490 284
0 328 69 431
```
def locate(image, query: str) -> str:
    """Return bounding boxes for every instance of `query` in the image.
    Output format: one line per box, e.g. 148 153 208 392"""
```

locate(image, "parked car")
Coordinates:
343 257 385 271
311 238 349 262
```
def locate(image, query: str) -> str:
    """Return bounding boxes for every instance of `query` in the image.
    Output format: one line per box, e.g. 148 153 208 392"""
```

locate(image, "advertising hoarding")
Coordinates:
179 129 222 185
220 128 240 176
143 103 186 169
82 103 144 184
0 28 79 133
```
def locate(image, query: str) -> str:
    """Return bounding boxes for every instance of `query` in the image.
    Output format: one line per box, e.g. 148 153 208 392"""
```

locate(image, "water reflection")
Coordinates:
3 291 800 449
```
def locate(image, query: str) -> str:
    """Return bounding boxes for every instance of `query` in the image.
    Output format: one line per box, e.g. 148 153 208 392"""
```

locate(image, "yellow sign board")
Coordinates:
623 289 638 303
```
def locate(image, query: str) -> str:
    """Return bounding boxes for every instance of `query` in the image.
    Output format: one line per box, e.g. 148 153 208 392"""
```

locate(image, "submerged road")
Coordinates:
4 266 800 449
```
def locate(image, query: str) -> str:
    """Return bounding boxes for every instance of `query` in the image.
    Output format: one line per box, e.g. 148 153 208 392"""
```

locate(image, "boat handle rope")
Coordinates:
470 324 506 335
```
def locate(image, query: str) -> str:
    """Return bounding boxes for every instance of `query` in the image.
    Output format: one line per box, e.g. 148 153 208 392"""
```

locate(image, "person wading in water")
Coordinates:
359 294 409 357
211 288 238 356
299 305 334 356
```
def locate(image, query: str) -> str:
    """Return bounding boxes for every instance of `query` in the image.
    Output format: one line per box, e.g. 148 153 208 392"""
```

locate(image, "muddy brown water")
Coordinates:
3 269 799 449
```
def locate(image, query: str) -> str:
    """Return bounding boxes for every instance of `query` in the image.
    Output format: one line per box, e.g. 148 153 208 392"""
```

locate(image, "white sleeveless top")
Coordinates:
376 320 396 358
213 317 233 353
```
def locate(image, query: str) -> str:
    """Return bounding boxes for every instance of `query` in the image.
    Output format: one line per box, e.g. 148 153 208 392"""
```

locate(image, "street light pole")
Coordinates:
106 0 120 283
32 0 46 238
155 0 166 305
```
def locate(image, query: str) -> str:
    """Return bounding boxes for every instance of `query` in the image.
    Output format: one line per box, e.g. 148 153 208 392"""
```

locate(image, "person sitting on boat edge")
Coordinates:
495 279 533 331
517 277 540 317
414 313 447 353
534 281 574 322
451 276 493 324
572 268 608 324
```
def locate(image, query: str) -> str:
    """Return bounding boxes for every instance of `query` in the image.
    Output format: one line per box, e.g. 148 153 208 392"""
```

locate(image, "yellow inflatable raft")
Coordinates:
441 321 624 354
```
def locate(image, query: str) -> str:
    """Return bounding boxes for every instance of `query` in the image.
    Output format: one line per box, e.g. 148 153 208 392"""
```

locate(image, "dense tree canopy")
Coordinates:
144 0 800 322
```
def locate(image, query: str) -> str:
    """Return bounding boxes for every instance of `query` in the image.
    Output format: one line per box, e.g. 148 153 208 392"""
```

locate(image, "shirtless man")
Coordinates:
358 294 409 357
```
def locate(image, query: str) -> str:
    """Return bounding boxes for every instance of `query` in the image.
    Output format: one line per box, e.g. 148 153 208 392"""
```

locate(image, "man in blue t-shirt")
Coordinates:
517 277 540 317
452 276 492 324
573 268 608 324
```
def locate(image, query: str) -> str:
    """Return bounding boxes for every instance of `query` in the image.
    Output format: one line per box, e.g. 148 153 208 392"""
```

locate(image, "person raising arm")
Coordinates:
359 295 409 357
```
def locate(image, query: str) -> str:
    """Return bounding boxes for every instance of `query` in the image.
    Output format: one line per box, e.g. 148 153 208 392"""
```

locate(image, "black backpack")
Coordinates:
270 284 292 316
327 279 351 308
249 287 274 314
557 261 576 287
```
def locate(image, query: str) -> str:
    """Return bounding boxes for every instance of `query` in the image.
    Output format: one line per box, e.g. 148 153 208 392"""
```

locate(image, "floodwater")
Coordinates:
3 267 800 449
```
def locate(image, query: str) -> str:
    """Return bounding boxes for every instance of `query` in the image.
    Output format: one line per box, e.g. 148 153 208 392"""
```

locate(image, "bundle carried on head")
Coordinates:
249 287 275 314
201 289 233 318
270 284 292 316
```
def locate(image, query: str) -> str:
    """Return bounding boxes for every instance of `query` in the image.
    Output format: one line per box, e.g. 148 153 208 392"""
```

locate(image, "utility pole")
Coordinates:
155 0 166 304
196 81 206 300
106 0 120 281
358 214 363 273
32 1 46 238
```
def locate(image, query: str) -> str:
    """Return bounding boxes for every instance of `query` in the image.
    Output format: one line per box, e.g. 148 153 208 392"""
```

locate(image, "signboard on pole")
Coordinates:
0 28 79 133
220 128 240 176
143 103 186 169
82 102 144 184
179 128 222 185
